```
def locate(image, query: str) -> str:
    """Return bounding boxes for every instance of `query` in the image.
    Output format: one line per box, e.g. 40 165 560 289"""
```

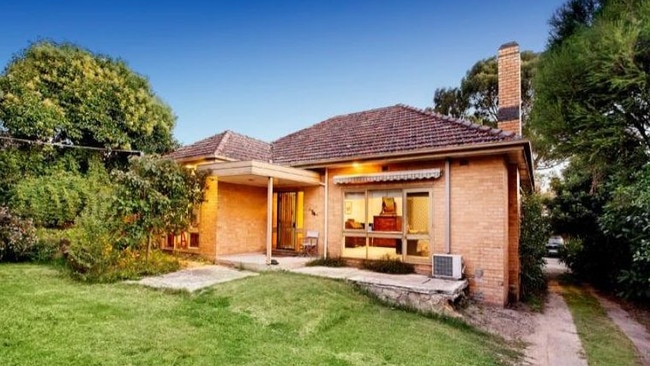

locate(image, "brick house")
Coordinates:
166 42 533 305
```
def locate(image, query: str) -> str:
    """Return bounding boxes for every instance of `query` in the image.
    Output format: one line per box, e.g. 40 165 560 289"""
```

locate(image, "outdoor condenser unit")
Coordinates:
432 254 463 280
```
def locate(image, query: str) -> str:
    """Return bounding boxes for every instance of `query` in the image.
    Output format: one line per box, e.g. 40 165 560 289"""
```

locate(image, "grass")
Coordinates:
560 283 641 366
0 264 520 365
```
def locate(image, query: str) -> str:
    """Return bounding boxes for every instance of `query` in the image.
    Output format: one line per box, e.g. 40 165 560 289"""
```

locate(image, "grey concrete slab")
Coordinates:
525 259 587 366
291 266 467 295
131 265 258 292
525 291 587 366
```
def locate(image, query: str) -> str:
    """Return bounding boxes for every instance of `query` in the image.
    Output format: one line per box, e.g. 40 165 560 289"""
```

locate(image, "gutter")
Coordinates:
287 140 531 168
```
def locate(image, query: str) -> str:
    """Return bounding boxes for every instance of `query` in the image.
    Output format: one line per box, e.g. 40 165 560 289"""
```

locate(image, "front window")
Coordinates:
342 188 432 262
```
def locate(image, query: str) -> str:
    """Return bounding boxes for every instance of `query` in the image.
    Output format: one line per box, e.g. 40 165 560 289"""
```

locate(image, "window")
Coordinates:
342 188 432 262
405 191 431 258
189 233 200 248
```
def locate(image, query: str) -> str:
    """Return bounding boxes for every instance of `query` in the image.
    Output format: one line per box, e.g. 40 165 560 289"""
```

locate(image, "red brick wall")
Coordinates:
497 42 522 136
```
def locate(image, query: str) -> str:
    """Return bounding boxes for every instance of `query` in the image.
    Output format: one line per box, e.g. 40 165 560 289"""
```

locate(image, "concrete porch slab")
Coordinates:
292 266 468 316
217 253 312 271
291 266 467 296
130 265 258 292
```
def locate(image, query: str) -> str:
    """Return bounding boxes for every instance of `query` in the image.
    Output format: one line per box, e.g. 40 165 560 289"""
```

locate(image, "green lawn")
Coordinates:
561 284 641 366
0 264 518 365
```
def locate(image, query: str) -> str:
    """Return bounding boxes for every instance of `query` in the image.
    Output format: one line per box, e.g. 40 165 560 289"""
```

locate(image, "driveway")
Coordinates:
524 258 587 366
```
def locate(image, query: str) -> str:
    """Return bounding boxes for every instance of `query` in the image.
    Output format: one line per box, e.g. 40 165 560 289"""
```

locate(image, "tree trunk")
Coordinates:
146 234 151 263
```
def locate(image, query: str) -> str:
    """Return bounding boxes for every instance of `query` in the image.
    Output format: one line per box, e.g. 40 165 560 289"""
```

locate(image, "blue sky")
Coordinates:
1 1 565 144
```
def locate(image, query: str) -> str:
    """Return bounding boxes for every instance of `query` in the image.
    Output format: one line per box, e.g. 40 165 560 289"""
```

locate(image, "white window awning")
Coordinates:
333 168 442 185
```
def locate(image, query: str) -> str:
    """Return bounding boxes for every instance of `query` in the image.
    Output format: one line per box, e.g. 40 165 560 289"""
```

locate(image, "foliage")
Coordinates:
112 155 206 257
600 165 650 299
535 0 650 300
361 255 414 274
431 51 538 129
63 205 179 282
32 228 67 263
519 193 551 300
530 0 650 167
306 256 346 267
547 0 603 49
8 156 114 228
0 41 177 155
549 159 630 289
0 206 37 262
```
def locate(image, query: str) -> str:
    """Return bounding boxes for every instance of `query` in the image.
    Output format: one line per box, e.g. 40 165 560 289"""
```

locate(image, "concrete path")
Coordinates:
589 289 650 365
130 265 257 292
524 258 587 366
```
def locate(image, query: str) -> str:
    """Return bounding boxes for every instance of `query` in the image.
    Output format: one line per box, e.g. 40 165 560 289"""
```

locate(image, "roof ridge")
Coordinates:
396 103 516 139
214 130 232 156
226 130 272 145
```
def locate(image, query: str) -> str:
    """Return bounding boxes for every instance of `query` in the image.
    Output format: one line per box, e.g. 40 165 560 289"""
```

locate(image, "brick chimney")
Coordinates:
497 42 522 136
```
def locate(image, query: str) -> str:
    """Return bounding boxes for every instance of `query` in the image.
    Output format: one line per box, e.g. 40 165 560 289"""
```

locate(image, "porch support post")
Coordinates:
266 177 273 265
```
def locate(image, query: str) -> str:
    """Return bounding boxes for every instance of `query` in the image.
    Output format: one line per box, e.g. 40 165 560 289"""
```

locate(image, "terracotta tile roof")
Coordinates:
167 130 271 162
271 104 519 165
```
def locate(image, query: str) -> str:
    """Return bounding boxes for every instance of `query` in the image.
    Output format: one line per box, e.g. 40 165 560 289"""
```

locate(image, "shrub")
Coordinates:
9 159 113 229
362 255 414 274
65 212 180 282
0 206 37 262
306 257 346 267
519 193 550 300
31 228 68 263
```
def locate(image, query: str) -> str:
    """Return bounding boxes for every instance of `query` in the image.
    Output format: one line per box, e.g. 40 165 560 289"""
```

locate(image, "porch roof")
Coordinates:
197 160 322 187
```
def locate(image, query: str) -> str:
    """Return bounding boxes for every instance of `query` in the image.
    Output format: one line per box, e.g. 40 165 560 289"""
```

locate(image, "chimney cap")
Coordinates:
498 41 519 50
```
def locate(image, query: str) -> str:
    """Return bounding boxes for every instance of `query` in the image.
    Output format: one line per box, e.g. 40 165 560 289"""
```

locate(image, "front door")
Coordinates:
276 192 303 250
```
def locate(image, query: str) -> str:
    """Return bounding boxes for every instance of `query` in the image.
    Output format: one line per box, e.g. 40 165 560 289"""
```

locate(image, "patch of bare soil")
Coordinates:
460 300 537 342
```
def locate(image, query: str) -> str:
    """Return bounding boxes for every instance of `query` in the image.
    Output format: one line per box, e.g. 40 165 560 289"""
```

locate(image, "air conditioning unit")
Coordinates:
432 254 463 280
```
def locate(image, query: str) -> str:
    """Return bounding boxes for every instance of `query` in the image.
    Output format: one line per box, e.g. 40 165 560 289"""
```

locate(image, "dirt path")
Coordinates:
589 288 650 365
523 258 587 366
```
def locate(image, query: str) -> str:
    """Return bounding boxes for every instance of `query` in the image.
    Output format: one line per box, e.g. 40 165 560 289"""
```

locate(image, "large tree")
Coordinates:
530 0 650 168
547 0 604 49
431 51 538 130
534 0 650 299
0 41 177 154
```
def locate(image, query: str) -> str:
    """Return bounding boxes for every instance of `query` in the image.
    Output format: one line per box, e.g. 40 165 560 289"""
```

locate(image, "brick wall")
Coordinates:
215 182 267 256
507 163 521 301
497 42 522 136
196 176 219 260
303 185 325 255
449 156 509 305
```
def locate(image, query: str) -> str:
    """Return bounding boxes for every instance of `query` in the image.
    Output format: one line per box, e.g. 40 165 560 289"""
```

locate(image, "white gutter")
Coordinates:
445 159 451 254
324 168 329 259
